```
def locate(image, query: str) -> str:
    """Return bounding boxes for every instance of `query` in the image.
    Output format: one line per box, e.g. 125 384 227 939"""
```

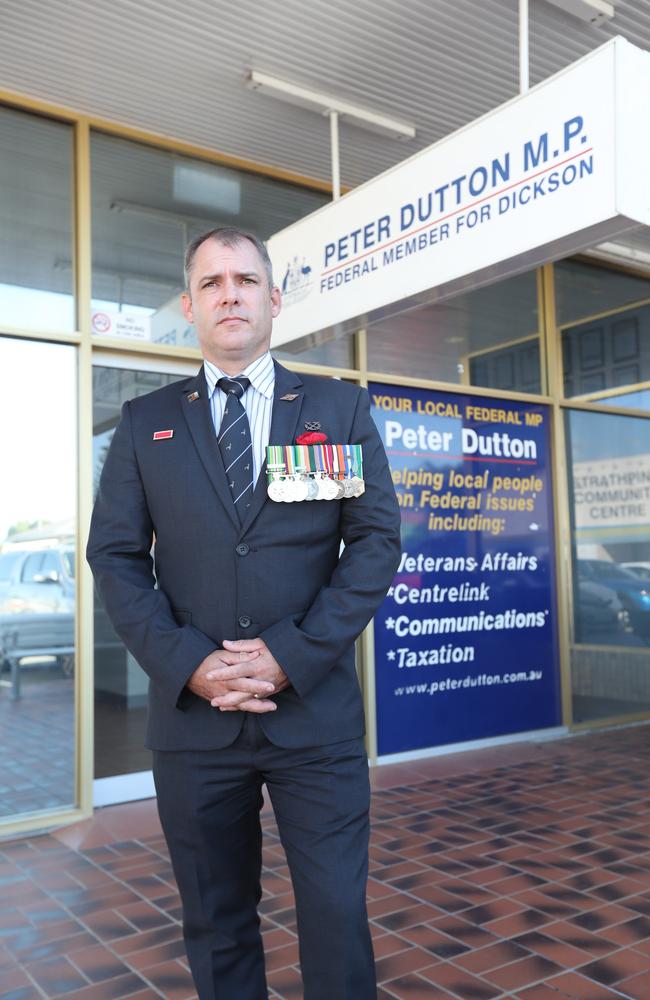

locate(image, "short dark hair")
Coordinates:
183 227 274 290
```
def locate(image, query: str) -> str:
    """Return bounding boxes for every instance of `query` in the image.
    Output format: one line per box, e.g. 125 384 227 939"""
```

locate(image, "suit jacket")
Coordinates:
86 359 401 750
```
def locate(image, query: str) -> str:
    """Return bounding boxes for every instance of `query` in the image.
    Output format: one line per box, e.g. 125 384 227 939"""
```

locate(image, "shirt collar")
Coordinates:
204 352 274 400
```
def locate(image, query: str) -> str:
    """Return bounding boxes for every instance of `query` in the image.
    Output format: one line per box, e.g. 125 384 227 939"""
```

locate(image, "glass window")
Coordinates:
0 552 22 583
92 364 187 780
565 408 650 723
555 259 650 327
61 549 75 579
90 132 328 348
20 552 45 582
40 551 61 579
601 388 650 412
562 303 650 398
366 270 541 392
0 108 75 332
557 261 650 399
273 332 355 369
0 336 77 823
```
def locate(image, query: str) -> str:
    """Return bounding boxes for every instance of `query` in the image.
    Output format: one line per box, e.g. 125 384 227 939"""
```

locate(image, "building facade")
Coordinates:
1 2 649 837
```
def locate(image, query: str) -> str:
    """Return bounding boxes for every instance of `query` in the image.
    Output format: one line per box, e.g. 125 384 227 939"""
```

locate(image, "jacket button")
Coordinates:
236 543 250 556
238 615 252 628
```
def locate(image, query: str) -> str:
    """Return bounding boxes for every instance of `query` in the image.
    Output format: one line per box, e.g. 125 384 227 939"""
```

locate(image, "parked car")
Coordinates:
621 562 650 582
575 579 632 644
0 547 75 677
577 560 650 639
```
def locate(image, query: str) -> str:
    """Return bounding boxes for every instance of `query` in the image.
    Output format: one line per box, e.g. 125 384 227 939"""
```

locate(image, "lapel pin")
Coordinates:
280 393 299 401
304 421 321 431
153 429 174 441
186 391 200 402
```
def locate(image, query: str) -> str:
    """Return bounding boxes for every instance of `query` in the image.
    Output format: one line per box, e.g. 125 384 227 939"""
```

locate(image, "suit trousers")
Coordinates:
152 714 377 1000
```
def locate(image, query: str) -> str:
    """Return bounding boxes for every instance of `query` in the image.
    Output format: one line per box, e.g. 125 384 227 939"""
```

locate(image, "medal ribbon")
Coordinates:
266 445 285 483
266 444 363 484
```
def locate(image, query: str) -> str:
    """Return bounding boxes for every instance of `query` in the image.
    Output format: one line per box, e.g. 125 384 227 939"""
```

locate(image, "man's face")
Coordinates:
181 238 281 371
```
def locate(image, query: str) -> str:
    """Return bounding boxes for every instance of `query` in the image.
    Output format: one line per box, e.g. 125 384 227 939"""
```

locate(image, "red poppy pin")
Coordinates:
296 431 328 445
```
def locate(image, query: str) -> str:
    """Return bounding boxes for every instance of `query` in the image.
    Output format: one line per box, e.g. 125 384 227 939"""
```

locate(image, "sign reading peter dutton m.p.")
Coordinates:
268 38 650 349
370 384 561 756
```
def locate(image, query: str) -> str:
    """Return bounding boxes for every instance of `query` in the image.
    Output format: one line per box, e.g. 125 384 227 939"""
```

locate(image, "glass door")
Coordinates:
0 337 77 823
92 354 197 806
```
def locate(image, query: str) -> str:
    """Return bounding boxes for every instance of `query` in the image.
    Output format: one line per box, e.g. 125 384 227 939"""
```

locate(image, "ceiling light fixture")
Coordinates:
246 70 416 201
109 200 228 247
543 0 615 27
173 164 241 214
109 200 218 228
246 71 415 141
586 240 650 273
54 259 179 289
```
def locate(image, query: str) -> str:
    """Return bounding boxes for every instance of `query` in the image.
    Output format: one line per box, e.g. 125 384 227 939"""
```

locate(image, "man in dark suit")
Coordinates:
87 227 401 1000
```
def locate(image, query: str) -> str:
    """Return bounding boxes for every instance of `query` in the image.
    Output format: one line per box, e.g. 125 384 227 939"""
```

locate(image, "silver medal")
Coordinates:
317 476 339 501
267 462 287 502
288 476 309 502
268 478 287 502
295 467 318 501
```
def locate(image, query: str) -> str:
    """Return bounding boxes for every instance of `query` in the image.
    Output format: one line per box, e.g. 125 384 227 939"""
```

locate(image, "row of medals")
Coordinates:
267 467 365 502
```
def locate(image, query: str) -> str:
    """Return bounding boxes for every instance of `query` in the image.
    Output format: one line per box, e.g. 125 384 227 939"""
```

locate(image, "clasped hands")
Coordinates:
188 638 289 713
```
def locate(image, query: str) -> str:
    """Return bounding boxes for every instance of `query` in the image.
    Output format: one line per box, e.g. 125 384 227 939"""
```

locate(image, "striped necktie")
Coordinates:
217 376 253 521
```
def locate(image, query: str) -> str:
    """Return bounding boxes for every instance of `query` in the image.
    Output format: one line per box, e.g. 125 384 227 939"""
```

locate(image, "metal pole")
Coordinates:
329 109 341 200
519 0 529 94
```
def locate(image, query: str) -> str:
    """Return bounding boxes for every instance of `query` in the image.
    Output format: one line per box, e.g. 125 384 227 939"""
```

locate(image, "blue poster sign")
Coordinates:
370 382 561 756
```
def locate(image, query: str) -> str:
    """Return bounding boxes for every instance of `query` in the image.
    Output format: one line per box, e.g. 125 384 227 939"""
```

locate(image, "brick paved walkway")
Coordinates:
3 724 650 999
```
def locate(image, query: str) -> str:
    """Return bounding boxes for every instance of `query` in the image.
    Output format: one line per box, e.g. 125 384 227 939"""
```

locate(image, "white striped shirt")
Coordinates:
204 352 275 485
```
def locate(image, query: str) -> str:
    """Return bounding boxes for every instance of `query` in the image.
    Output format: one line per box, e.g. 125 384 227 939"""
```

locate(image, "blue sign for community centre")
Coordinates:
370 383 561 756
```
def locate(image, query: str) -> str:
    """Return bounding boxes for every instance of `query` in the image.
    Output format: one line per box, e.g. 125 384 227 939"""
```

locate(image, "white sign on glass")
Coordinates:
91 310 151 341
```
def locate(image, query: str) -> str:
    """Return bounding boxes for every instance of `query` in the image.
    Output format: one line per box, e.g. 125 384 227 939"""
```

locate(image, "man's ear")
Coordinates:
270 286 282 319
181 291 194 324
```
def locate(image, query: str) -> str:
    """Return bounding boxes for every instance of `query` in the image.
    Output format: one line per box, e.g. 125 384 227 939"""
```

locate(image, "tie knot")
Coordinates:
217 376 250 400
